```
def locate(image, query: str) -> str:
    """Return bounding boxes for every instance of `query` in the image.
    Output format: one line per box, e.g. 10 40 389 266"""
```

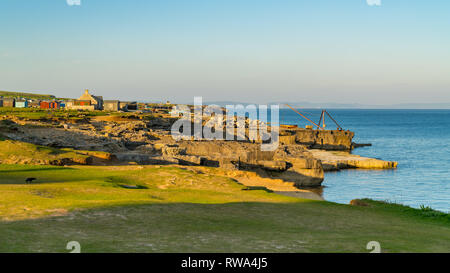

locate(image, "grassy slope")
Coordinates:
0 108 156 120
0 164 448 253
0 139 91 165
0 91 55 100
0 135 113 164
0 108 106 120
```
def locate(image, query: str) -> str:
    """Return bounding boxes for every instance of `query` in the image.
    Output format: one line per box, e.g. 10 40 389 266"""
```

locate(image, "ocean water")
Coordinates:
279 109 450 212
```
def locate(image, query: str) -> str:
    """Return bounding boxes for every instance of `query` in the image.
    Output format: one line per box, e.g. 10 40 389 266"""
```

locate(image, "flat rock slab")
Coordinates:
309 150 398 171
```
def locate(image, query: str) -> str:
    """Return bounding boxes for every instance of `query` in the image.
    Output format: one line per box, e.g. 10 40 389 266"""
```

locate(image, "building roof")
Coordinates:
78 90 103 104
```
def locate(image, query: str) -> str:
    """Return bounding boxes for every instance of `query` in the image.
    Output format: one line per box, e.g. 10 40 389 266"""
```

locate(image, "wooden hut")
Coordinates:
40 101 61 109
15 100 28 108
104 100 120 111
29 100 41 108
3 98 15 107
120 101 138 111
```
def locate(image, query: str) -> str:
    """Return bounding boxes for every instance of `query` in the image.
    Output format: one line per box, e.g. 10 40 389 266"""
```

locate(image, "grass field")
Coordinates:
0 139 88 164
0 107 160 121
0 107 107 120
0 90 55 100
0 137 115 165
0 164 449 253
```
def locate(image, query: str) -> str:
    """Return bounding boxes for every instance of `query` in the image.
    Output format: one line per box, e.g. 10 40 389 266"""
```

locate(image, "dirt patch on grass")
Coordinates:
30 190 55 199
91 116 140 122
350 199 370 207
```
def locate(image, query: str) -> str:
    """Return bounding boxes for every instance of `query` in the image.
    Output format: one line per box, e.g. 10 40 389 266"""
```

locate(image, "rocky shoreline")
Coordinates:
0 113 398 195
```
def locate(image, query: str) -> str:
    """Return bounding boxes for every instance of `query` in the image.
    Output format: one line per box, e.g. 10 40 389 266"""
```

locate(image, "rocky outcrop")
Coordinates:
280 128 355 151
2 110 405 193
308 150 398 171
173 141 325 187
2 115 327 187
3 113 400 188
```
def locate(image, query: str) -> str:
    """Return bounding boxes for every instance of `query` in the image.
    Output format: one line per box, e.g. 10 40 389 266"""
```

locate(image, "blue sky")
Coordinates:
0 0 449 104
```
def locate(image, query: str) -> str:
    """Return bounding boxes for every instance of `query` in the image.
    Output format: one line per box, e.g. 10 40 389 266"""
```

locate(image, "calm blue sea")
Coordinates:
279 109 450 212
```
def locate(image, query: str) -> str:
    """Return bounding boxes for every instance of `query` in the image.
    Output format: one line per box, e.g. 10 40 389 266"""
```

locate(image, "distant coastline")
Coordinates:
202 101 450 110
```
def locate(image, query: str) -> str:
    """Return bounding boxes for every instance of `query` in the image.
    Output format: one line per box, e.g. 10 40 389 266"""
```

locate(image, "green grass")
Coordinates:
365 199 450 223
0 139 95 165
0 165 295 223
0 107 160 121
0 107 108 120
0 164 449 253
0 108 50 119
0 90 55 100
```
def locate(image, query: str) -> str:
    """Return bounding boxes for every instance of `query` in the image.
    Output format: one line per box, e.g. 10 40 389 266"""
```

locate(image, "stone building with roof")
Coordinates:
66 90 104 111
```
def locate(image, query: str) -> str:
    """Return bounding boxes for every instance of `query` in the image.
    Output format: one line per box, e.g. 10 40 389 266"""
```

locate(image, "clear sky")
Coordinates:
0 0 449 104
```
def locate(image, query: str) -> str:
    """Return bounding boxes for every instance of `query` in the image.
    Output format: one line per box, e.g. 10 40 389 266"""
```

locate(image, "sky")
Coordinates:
0 0 449 104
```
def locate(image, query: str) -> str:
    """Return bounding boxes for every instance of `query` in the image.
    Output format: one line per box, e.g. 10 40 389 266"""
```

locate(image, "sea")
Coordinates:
279 109 450 213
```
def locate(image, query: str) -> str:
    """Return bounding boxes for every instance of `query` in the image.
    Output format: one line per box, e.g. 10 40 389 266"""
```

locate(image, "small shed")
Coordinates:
3 98 15 107
29 100 41 108
104 100 120 111
40 101 60 109
49 101 60 109
40 101 50 109
15 100 28 108
120 101 138 111
119 101 129 111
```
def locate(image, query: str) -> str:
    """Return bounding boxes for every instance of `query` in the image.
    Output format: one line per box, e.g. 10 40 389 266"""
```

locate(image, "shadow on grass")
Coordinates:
0 166 99 185
0 201 449 253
